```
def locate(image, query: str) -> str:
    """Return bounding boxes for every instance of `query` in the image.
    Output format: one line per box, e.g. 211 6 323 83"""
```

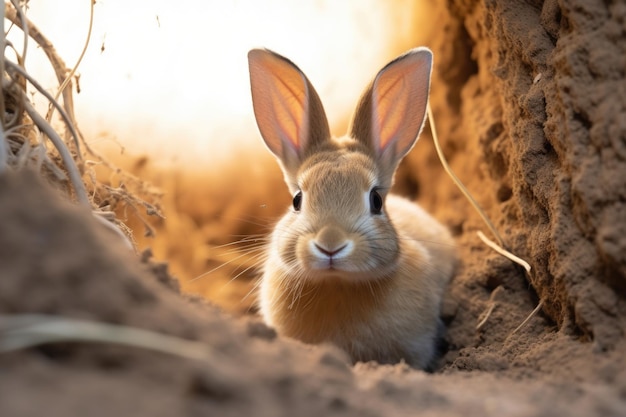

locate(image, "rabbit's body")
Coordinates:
261 193 455 369
248 47 457 369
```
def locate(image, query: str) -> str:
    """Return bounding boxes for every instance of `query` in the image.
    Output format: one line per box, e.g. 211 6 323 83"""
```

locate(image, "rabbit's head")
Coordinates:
248 48 432 283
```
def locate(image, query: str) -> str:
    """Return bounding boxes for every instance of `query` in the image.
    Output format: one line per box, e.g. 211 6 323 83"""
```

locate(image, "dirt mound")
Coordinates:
1 170 624 416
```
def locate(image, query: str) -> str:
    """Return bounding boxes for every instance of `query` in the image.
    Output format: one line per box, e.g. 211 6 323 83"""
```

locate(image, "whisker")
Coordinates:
209 235 268 250
242 277 264 303
218 214 276 229
217 252 266 291
191 249 261 282
212 243 266 258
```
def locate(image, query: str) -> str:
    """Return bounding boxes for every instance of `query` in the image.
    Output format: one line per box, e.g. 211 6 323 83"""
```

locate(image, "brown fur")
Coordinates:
248 47 457 369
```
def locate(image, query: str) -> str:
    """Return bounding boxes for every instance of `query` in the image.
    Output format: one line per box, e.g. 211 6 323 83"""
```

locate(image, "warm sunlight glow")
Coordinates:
7 0 421 169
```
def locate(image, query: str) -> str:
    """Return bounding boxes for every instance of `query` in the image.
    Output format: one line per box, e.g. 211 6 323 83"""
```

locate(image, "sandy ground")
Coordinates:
0 171 624 416
1 0 625 415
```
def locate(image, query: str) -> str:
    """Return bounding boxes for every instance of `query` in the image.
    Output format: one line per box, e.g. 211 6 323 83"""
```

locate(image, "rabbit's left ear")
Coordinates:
350 48 432 179
248 49 330 175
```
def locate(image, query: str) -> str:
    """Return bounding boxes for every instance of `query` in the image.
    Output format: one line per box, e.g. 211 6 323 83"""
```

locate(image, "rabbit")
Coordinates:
247 47 457 370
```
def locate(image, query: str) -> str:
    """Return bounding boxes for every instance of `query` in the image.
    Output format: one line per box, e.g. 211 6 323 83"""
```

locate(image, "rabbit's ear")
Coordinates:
350 48 432 179
248 49 330 173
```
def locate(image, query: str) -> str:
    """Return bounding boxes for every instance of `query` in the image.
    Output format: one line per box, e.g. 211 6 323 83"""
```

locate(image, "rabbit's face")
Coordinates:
272 147 400 283
249 46 433 284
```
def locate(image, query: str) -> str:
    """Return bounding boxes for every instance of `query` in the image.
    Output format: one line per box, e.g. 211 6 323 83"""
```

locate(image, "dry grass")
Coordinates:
427 103 539 335
0 0 188 354
0 313 224 361
1 1 163 246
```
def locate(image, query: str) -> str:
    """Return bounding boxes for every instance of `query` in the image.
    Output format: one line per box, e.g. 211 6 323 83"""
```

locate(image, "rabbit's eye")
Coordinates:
292 191 303 211
369 189 383 214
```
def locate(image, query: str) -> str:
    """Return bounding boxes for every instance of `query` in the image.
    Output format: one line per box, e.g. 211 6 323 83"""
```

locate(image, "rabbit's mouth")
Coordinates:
292 232 398 282
300 257 396 284
308 258 348 273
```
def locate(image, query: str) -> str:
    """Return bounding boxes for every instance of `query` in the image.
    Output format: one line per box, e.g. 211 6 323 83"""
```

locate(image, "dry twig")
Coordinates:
427 103 540 335
0 314 223 362
1 1 164 245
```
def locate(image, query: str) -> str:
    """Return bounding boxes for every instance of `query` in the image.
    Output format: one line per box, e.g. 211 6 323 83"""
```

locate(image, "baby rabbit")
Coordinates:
247 47 456 370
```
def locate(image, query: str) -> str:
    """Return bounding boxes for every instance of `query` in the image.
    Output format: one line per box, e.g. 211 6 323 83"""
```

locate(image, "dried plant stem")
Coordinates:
0 2 163 251
22 99 89 206
0 3 6 131
509 300 544 337
427 103 541 335
0 130 6 174
8 0 28 66
92 212 134 249
476 302 497 330
5 60 82 155
5 3 161 207
4 2 78 133
427 103 505 247
0 314 223 362
477 231 531 272
48 0 95 123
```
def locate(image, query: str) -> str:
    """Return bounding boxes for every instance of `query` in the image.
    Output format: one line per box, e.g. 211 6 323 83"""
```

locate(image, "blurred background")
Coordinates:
6 0 439 313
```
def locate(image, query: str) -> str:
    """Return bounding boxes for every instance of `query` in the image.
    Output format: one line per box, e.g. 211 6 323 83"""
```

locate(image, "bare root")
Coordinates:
1 1 163 248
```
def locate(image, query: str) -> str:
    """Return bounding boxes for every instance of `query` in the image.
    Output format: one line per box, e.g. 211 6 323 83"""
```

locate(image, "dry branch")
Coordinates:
1 1 164 247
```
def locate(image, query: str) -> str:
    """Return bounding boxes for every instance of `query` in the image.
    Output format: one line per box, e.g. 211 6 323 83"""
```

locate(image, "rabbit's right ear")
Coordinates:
248 49 330 175
350 48 433 185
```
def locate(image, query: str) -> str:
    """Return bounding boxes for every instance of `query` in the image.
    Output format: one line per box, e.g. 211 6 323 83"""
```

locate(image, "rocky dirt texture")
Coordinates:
1 0 625 416
1 171 624 417
419 0 626 352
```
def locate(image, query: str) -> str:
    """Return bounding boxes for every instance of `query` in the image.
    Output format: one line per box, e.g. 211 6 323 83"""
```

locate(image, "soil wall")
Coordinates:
406 0 626 350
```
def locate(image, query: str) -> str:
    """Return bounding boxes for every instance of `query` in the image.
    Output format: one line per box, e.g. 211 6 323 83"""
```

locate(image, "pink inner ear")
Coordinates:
269 76 309 151
249 50 310 158
369 49 431 159
372 76 411 151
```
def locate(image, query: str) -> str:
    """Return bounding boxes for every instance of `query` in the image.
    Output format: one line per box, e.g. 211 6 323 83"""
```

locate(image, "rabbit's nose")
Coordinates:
311 225 352 258
314 242 348 257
